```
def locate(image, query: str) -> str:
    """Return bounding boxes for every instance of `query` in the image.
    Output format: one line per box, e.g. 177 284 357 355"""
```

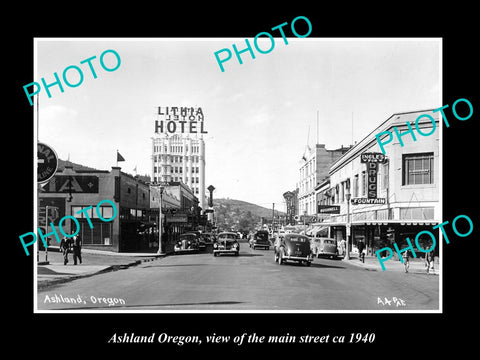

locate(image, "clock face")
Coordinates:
38 142 58 183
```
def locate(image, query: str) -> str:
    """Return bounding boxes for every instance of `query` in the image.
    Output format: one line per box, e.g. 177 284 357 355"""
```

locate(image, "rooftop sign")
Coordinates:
154 106 207 135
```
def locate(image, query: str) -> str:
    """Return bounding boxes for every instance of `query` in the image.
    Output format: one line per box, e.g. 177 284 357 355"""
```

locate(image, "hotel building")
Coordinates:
151 134 206 210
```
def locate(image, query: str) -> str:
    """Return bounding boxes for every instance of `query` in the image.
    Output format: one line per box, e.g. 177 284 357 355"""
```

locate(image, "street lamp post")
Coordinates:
207 185 215 230
157 186 165 255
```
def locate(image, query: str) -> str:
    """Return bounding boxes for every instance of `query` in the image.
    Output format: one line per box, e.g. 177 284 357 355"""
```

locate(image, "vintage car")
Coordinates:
213 231 240 256
249 230 270 250
274 233 313 266
201 232 214 245
174 232 200 253
310 237 339 259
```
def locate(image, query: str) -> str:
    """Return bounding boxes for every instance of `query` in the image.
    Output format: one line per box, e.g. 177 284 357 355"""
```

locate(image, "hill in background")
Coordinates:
213 198 285 232
54 160 281 232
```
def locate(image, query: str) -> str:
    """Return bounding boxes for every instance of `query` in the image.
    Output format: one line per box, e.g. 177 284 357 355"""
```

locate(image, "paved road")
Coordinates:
37 242 439 311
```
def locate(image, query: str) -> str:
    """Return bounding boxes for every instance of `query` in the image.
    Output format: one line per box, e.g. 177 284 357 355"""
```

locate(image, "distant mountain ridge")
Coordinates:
213 198 285 231
214 198 284 218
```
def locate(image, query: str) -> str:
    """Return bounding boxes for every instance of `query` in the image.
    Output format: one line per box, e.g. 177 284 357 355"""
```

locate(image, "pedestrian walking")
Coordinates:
426 251 435 274
73 233 83 265
339 238 346 257
402 249 410 273
357 241 365 263
59 236 71 265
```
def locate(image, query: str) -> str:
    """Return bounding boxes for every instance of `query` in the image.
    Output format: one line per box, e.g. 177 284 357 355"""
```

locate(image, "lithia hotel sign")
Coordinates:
154 106 207 135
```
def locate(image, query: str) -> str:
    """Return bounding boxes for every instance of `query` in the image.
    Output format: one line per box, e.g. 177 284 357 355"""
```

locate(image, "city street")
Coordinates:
37 241 439 311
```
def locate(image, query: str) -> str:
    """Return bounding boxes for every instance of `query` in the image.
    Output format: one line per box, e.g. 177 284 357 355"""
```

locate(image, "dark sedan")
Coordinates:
249 230 270 250
274 234 313 266
213 231 240 256
174 232 200 253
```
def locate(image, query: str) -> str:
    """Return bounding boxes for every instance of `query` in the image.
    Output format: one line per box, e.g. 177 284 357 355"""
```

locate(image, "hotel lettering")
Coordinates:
154 106 207 135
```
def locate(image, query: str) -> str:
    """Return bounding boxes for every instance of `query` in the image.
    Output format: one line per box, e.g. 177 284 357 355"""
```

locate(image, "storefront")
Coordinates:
39 164 152 252
316 219 439 259
313 109 441 259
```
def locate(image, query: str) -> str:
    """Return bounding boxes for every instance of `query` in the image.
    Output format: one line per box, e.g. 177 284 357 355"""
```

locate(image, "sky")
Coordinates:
35 38 441 212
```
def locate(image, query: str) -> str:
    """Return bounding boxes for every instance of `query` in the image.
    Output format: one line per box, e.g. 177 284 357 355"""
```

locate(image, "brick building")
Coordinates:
297 144 351 216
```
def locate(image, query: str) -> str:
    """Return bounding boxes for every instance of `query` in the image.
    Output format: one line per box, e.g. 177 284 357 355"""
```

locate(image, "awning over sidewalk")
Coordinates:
306 225 329 236
314 219 440 227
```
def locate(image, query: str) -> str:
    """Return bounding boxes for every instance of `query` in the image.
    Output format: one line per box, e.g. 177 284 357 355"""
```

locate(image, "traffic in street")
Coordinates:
37 236 439 311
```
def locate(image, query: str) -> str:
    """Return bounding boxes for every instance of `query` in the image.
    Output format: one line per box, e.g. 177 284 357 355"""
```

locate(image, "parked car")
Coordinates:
213 231 240 256
310 237 339 259
174 232 200 253
201 232 214 244
249 230 270 250
274 233 313 266
197 237 207 251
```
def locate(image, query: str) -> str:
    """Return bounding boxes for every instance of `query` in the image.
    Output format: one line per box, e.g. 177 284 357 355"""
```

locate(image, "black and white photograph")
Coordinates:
10 5 478 355
32 37 443 313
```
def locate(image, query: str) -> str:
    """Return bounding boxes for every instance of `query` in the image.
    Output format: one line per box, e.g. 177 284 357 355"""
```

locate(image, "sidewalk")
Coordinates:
37 248 164 289
341 253 440 275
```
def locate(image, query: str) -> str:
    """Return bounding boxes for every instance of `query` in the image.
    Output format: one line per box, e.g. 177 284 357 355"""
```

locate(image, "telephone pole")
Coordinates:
272 202 275 233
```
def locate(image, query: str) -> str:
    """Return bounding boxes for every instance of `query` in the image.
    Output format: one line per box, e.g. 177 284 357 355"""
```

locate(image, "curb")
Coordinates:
37 255 163 290
342 257 439 275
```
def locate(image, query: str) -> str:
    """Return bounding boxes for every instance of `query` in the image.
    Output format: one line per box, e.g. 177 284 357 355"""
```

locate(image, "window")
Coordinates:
400 207 434 220
353 174 359 197
73 205 114 245
100 206 114 219
403 153 434 185
381 161 389 190
361 171 366 196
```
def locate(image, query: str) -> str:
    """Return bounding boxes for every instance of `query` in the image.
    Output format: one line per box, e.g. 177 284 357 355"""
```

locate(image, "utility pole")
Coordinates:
272 203 275 233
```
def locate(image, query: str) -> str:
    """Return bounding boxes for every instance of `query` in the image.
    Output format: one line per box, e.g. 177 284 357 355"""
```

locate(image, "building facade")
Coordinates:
38 163 201 253
150 181 201 253
151 134 206 210
298 144 351 216
313 109 441 256
38 164 154 252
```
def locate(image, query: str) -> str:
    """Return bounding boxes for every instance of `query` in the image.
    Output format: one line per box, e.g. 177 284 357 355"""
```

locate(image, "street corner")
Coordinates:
37 263 114 289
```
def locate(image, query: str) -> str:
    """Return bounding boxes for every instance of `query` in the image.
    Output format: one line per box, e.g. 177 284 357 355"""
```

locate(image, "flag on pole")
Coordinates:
117 151 125 162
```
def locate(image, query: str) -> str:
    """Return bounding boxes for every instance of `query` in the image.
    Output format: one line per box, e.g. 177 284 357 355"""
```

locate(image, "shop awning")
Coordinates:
305 225 321 235
306 225 330 236
314 219 440 227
